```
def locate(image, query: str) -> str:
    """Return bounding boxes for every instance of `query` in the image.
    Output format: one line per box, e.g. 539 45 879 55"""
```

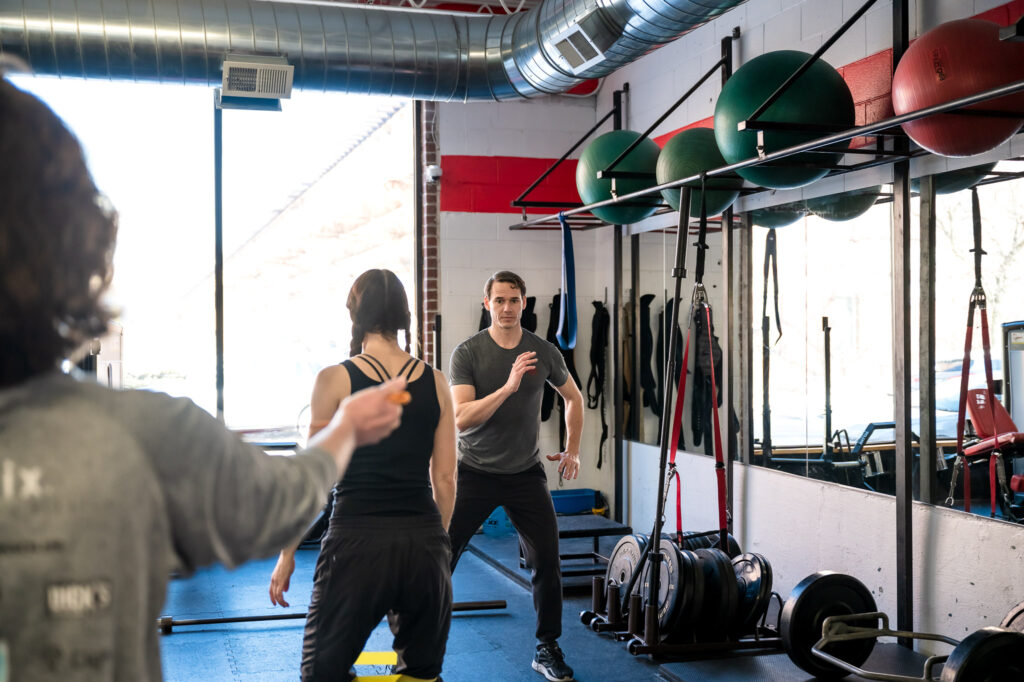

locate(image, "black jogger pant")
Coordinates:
447 462 562 643
301 515 452 681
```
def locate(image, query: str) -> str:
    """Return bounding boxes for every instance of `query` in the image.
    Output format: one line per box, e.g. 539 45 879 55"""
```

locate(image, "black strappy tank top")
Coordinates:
330 355 441 519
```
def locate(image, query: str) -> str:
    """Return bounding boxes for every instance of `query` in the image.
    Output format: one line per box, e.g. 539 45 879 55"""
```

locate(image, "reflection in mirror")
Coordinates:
911 159 1024 523
624 220 731 451
749 189 897 493
624 228 674 446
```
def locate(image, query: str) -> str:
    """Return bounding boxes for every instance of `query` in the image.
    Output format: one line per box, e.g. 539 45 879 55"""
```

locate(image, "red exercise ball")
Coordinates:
892 19 1024 158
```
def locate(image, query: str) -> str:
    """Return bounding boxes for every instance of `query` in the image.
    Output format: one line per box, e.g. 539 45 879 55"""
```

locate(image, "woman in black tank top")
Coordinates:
268 269 457 682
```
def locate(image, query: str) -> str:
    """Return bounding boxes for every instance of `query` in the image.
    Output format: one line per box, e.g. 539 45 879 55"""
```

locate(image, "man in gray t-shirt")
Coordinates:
449 271 584 682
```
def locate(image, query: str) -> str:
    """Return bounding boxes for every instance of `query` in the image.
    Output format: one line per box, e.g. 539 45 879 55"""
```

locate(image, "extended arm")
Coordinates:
430 368 458 530
545 377 585 479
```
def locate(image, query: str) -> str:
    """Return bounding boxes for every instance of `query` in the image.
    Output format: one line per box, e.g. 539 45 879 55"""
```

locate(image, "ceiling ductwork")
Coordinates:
0 0 744 101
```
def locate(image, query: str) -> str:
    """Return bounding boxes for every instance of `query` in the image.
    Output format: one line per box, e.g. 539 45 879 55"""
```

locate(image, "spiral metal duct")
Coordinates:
0 0 744 100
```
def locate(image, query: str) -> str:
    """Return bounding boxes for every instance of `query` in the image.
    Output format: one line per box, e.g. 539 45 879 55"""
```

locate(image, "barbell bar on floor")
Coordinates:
158 600 507 634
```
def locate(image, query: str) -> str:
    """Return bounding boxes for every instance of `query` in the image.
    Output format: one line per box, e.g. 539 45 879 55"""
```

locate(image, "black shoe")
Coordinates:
532 642 574 681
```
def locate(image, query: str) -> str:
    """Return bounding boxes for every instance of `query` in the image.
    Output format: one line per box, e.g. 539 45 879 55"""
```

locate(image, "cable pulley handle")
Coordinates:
693 173 710 285
971 188 986 287
762 229 782 343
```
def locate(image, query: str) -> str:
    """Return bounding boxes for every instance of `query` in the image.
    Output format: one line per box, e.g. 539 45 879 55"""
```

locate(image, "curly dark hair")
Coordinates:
347 269 411 357
0 78 117 387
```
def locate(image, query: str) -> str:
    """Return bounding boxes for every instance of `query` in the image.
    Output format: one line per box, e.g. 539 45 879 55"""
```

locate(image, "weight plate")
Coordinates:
780 571 877 680
668 548 705 640
605 534 648 616
693 547 739 640
680 531 742 558
940 627 1024 682
731 553 773 636
999 600 1024 634
640 538 683 641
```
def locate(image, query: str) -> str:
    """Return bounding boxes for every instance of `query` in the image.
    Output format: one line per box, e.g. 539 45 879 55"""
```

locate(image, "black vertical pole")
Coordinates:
720 31 736 527
433 314 442 369
823 317 832 457
612 87 626 523
214 92 225 423
919 176 938 505
892 0 913 648
414 101 425 359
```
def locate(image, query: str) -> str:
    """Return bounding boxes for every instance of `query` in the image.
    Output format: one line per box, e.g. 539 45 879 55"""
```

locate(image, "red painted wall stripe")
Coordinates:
439 155 580 214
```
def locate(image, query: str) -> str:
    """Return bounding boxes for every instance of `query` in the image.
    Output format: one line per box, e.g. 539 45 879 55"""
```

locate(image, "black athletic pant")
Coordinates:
448 462 562 643
301 515 452 681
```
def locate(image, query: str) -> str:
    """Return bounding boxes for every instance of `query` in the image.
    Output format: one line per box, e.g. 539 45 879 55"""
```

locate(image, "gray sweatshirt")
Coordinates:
0 372 336 681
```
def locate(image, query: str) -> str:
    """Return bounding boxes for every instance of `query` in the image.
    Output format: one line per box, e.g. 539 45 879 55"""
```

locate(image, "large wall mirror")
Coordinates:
620 155 1024 528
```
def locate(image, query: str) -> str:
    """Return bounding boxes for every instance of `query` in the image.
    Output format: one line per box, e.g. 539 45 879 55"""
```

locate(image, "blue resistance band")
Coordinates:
556 213 577 350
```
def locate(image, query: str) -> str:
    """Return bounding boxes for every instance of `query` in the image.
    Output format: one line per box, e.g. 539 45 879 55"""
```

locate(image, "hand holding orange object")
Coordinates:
388 390 412 405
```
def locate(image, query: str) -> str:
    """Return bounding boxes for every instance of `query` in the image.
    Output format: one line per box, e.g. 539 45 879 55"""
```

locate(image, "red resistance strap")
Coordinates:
667 322 692 545
954 298 1001 515
666 301 728 547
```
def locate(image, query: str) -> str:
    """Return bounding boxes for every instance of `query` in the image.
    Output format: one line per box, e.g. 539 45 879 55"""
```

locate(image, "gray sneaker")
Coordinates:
532 642 574 681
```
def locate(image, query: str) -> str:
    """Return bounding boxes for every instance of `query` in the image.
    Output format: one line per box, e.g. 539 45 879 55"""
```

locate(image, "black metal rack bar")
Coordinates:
599 52 731 180
742 0 880 129
511 104 621 210
509 78 1024 230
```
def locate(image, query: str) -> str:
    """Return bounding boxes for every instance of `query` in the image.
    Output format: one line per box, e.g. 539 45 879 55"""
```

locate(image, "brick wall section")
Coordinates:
421 101 442 367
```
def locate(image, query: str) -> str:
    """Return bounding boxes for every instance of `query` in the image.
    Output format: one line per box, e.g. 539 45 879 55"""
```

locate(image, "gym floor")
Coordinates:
159 533 924 681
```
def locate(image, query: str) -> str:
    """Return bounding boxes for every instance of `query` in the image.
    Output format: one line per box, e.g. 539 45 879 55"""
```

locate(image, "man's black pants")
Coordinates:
448 462 562 643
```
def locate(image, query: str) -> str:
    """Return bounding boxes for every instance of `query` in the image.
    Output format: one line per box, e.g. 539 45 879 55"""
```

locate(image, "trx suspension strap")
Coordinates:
556 213 577 350
948 189 1002 516
761 228 782 461
587 301 610 469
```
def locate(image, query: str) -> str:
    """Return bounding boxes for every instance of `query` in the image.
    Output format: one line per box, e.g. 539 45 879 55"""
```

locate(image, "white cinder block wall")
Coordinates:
434 0 1024 652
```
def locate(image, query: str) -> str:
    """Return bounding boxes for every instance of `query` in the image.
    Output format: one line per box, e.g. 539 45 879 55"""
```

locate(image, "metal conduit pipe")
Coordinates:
0 0 744 101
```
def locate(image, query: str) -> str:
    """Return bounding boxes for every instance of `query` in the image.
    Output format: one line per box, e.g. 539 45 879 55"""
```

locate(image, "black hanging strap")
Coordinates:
761 228 782 460
948 188 1003 516
587 301 610 469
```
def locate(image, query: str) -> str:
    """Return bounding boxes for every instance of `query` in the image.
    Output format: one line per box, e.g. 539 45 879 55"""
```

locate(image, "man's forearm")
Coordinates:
455 386 511 431
564 395 584 455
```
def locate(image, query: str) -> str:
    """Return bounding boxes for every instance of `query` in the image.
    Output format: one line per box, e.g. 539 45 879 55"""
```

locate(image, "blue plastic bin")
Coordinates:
551 488 597 515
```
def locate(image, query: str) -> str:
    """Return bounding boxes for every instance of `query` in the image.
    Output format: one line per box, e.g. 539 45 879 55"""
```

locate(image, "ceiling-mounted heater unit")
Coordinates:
551 10 615 75
221 54 294 99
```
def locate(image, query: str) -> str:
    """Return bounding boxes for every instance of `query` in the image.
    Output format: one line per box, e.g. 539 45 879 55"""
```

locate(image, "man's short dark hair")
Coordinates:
0 78 117 387
484 271 526 299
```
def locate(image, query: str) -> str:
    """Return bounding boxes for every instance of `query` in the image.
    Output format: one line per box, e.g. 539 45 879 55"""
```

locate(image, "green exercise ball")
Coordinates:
804 186 881 222
576 130 662 225
714 50 855 190
750 202 807 228
911 163 996 195
655 127 743 217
